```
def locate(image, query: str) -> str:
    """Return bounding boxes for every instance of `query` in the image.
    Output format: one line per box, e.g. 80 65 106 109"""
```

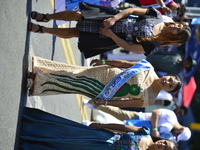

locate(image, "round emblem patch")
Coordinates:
128 84 140 95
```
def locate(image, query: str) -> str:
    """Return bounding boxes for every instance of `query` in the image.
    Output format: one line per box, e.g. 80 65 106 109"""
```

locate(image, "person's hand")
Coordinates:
99 28 114 38
103 17 116 29
89 123 102 129
162 6 172 15
94 99 106 106
90 59 103 66
151 130 160 137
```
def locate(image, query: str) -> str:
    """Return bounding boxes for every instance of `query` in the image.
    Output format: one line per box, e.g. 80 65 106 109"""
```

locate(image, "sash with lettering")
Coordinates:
85 59 153 109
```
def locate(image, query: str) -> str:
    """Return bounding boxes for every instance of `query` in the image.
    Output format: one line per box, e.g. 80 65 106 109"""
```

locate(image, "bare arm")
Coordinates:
89 123 143 132
155 0 165 7
90 59 138 68
103 8 148 29
94 99 144 107
99 28 145 53
150 109 160 137
155 0 171 15
113 7 147 20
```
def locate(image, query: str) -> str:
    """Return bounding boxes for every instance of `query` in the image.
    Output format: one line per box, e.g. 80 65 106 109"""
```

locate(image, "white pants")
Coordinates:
107 53 146 62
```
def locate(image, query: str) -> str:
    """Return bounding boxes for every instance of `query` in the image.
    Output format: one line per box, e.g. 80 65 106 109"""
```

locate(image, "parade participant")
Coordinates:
28 2 191 58
20 107 178 150
125 0 186 17
27 57 182 108
97 107 191 142
147 51 197 76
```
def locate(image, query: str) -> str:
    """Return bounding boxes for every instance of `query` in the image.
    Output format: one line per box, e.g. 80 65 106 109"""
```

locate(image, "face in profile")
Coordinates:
154 140 176 150
166 23 184 35
174 107 185 116
158 76 179 92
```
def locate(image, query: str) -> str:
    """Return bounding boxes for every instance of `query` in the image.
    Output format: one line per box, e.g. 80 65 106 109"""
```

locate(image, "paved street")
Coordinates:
0 1 97 150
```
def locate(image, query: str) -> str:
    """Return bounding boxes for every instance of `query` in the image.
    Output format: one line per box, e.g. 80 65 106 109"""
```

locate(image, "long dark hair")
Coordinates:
170 75 182 93
137 22 191 45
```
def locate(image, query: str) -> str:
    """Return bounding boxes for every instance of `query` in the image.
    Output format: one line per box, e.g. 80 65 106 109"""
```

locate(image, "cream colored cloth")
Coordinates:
31 56 158 107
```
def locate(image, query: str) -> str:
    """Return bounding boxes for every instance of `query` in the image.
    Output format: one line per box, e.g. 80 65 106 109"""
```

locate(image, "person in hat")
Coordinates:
146 49 197 76
96 107 191 142
171 124 191 142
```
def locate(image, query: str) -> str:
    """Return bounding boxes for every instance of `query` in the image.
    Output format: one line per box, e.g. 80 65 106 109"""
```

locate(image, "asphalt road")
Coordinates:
0 1 97 150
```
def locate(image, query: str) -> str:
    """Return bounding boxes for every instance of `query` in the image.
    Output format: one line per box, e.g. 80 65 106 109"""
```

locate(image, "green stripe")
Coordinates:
48 74 104 95
41 81 97 98
50 73 104 89
55 78 102 95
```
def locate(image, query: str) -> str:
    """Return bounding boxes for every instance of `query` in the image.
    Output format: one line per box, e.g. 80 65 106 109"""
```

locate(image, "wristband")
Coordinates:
102 59 106 65
104 100 108 106
152 128 158 131
161 5 166 8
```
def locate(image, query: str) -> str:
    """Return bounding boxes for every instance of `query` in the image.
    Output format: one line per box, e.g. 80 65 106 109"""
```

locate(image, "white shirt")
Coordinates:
155 90 173 101
137 109 178 133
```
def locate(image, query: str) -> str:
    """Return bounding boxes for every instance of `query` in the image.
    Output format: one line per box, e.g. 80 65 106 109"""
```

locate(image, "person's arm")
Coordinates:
90 59 138 68
150 109 160 137
94 99 144 107
155 0 171 15
103 7 148 29
89 123 143 132
99 28 145 53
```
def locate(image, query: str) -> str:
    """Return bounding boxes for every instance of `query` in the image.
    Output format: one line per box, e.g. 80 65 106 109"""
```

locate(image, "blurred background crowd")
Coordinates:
93 0 200 149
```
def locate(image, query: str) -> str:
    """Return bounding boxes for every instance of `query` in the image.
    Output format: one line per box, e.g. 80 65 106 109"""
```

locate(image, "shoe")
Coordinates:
26 78 33 89
31 11 49 22
28 22 44 33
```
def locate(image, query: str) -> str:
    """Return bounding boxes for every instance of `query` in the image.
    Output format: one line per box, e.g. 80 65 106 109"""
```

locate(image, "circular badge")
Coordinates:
128 84 140 95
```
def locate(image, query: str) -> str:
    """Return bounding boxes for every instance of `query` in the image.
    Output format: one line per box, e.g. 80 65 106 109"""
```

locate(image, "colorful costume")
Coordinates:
30 56 158 107
77 2 163 58
20 107 150 150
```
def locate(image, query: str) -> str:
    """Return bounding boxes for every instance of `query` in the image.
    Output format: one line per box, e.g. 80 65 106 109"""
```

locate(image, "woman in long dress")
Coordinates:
20 107 178 150
28 2 191 58
27 57 182 108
